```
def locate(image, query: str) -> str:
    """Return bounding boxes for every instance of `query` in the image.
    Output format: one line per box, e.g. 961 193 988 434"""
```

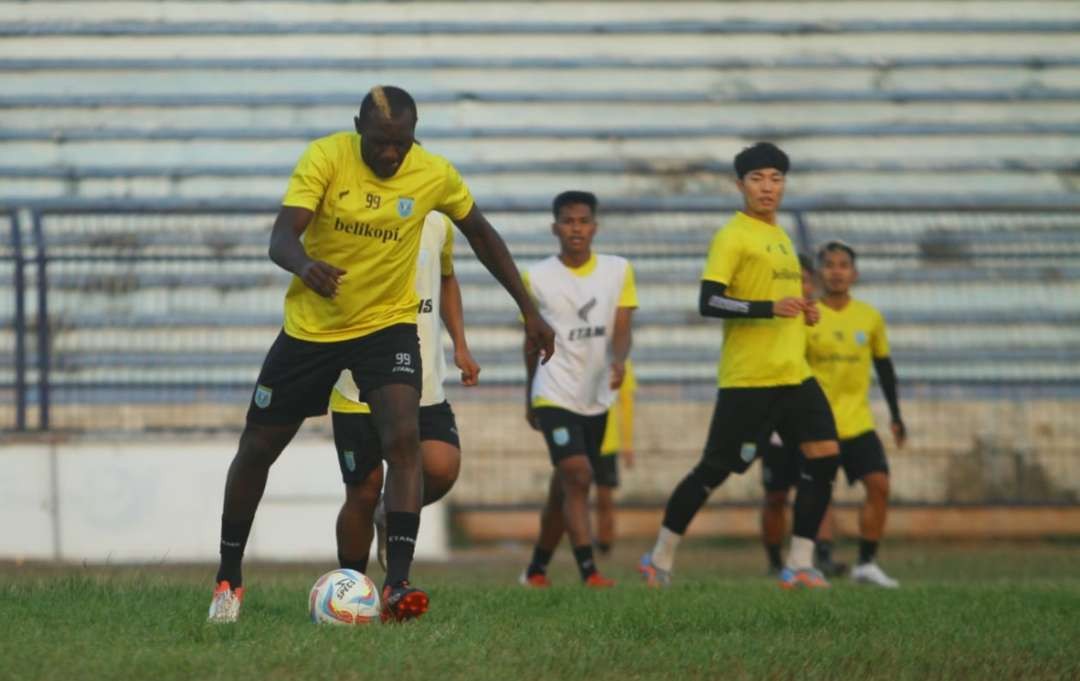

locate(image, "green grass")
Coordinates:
2 541 1079 681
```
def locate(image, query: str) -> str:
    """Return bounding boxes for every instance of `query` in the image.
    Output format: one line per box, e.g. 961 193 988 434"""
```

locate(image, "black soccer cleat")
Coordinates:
380 581 429 623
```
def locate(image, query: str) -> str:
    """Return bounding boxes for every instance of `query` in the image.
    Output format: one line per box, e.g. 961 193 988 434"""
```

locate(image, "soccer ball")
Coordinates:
309 568 381 625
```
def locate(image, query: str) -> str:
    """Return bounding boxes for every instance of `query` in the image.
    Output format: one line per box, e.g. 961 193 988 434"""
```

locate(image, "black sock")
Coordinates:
572 544 597 580
765 543 783 570
662 463 729 534
859 539 879 565
527 546 554 577
792 456 839 539
595 542 611 556
384 511 420 587
815 540 834 564
216 516 254 587
338 552 369 575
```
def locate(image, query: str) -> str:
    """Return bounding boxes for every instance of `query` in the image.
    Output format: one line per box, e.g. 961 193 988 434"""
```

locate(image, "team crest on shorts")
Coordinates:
343 451 356 472
740 442 757 463
254 384 273 408
553 427 570 446
397 197 414 218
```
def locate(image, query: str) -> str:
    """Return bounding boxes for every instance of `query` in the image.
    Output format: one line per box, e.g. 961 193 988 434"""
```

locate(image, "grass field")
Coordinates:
2 540 1079 681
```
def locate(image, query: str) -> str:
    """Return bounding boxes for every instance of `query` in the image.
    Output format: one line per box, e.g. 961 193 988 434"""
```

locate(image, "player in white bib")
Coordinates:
329 211 480 575
520 191 637 588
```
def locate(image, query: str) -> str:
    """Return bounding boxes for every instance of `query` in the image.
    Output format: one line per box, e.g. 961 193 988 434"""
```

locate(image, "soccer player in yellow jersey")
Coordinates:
594 359 636 555
639 143 841 589
809 240 906 588
520 191 636 588
209 86 554 623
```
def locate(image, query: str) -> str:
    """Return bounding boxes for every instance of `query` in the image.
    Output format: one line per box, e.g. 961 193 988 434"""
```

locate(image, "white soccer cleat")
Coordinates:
207 581 245 622
851 562 900 588
374 497 387 572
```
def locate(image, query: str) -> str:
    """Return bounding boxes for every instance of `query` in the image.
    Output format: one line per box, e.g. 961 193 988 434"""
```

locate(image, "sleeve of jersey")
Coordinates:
436 161 475 221
701 226 738 285
618 262 639 308
871 308 891 359
517 271 533 323
282 140 333 211
440 216 455 276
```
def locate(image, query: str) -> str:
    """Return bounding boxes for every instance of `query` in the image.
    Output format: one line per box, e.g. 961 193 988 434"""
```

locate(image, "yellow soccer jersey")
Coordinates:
281 131 474 342
806 299 890 440
701 212 811 388
600 359 637 455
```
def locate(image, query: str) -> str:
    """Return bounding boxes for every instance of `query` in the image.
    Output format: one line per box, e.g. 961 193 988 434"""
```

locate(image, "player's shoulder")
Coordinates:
595 253 630 269
407 143 457 174
309 130 358 155
527 254 562 279
851 298 884 320
711 212 751 241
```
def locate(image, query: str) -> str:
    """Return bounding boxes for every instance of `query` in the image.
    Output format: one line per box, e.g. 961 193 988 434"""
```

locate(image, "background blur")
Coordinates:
1 1 1078 562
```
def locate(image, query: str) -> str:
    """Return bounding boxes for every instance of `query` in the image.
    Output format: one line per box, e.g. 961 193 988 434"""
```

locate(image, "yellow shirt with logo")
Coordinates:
600 359 636 455
281 131 474 342
330 213 456 415
701 212 811 388
806 299 890 440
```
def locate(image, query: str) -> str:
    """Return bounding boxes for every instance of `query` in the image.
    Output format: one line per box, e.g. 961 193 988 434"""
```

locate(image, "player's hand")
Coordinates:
298 259 346 298
891 419 907 449
802 299 821 326
525 404 540 431
772 297 804 318
524 312 556 364
621 448 635 470
609 360 625 390
455 346 481 386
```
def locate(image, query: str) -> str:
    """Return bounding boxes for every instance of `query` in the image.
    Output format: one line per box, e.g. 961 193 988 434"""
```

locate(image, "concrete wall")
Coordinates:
0 438 448 564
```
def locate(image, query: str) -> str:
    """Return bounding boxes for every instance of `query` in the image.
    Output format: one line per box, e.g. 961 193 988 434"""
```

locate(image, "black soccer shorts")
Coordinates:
332 401 460 485
591 453 620 488
759 432 801 493
839 429 889 485
702 378 838 475
534 406 608 466
245 323 421 425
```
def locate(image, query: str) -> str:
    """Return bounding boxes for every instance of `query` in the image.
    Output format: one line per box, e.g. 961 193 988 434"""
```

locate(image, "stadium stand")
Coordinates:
1 1 1078 508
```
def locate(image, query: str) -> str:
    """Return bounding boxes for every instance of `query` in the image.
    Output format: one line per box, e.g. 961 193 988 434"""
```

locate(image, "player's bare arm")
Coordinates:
454 205 555 363
268 205 346 298
440 272 480 386
609 306 634 389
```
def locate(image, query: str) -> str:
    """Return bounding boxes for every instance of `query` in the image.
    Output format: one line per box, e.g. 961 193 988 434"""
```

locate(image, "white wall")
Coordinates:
0 439 448 564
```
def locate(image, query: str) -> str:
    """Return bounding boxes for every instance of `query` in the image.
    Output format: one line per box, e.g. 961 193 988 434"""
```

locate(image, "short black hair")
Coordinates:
734 142 790 179
552 190 598 220
357 86 418 126
798 253 815 274
817 240 857 266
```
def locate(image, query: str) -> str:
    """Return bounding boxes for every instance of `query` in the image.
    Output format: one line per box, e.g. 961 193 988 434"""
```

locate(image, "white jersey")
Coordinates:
527 253 637 416
332 212 454 410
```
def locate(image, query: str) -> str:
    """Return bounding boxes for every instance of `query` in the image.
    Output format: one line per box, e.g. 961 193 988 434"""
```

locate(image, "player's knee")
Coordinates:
595 488 615 512
423 448 461 490
691 460 729 488
801 455 840 484
765 491 788 511
558 458 593 492
344 473 382 509
800 439 840 458
235 423 296 469
863 472 890 501
379 423 420 463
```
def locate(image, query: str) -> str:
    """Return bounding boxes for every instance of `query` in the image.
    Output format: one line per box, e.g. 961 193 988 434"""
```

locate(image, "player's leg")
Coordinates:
592 453 620 555
350 323 427 621
210 331 342 622
760 433 797 574
778 379 840 589
641 388 768 585
418 402 462 505
522 472 565 586
331 410 385 574
844 432 898 587
813 504 848 577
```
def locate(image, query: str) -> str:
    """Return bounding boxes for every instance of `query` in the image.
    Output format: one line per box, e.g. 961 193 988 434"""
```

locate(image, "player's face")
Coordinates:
552 202 597 257
736 168 785 216
358 112 416 178
821 249 857 295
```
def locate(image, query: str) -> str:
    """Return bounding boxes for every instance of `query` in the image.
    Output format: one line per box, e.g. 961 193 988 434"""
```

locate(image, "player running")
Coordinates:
330 211 479 578
807 240 907 587
520 191 636 588
209 86 554 623
639 142 841 589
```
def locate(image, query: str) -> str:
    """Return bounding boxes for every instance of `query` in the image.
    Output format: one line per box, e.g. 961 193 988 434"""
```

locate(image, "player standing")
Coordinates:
208 86 554 622
808 241 906 587
638 142 841 589
329 211 479 576
520 191 636 587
